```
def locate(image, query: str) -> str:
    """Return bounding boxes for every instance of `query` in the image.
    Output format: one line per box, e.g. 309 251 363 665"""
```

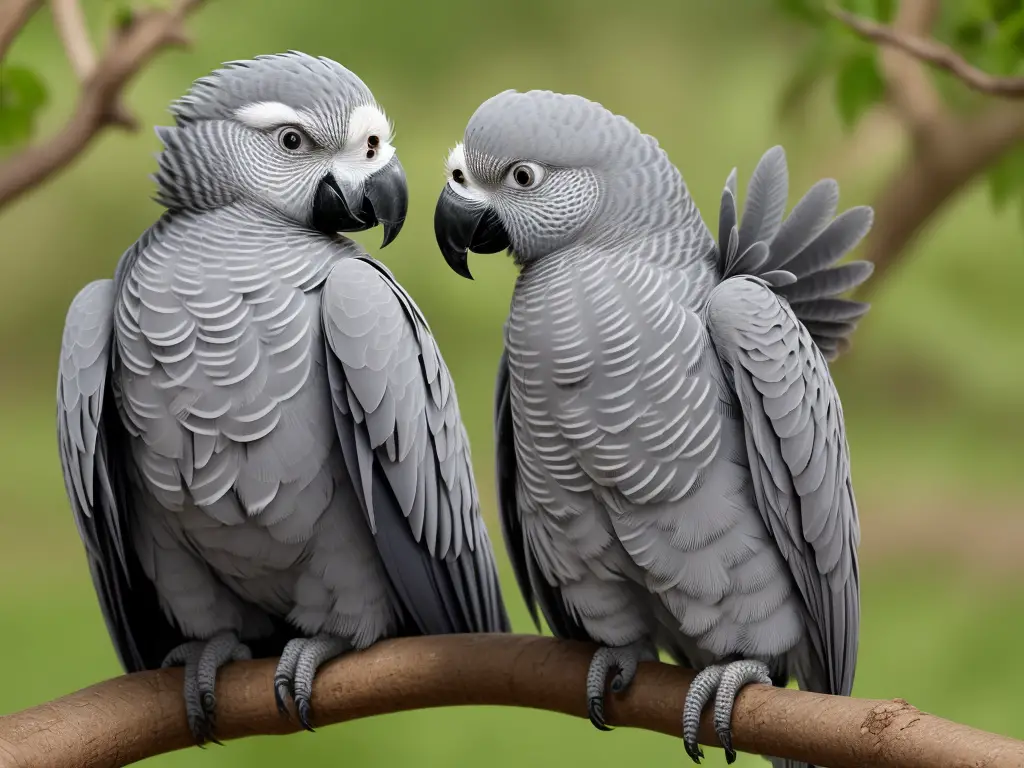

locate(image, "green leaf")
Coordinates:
987 146 1024 211
834 52 885 128
0 65 49 148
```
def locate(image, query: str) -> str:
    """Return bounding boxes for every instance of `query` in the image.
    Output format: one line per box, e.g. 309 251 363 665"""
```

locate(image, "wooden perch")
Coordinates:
828 0 1024 297
0 0 206 210
0 635 1021 768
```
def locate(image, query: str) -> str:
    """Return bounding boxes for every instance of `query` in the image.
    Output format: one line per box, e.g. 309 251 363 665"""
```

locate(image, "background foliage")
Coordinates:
1 1 1022 766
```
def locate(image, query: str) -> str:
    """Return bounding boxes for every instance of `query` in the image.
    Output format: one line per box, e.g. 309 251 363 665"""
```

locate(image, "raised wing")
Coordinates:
57 278 184 672
707 274 860 696
321 257 510 635
494 348 591 640
714 145 874 361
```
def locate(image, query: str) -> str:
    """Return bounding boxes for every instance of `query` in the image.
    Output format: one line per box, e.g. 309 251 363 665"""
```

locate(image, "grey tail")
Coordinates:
715 145 875 361
768 759 814 768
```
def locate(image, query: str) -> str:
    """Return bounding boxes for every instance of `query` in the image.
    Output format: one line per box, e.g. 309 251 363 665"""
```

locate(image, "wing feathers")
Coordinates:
707 275 860 697
321 257 510 635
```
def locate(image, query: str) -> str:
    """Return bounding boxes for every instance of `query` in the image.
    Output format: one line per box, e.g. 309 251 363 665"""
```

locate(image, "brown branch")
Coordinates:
875 0 943 142
831 4 1024 99
860 101 1024 294
0 0 43 61
817 1 1024 297
0 0 206 210
50 0 95 79
0 635 1021 768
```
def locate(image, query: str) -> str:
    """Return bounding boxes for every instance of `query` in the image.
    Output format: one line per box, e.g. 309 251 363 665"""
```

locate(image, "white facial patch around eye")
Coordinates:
329 102 398 185
444 142 489 203
345 103 393 148
234 101 306 131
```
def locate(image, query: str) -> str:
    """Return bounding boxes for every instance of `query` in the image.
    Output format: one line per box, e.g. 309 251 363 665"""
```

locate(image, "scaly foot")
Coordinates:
681 659 772 764
161 631 252 745
585 640 658 731
273 634 348 731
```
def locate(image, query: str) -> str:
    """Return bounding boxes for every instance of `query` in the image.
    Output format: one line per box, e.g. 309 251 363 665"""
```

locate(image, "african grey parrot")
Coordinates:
433 90 872 766
56 52 510 744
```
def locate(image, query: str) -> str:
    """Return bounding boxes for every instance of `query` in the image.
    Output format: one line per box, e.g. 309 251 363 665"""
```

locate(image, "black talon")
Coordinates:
274 677 291 716
588 696 612 731
296 696 316 732
719 730 736 764
684 740 704 764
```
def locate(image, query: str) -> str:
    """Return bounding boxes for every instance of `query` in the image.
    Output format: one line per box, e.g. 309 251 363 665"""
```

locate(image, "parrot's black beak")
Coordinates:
311 156 408 248
433 183 510 280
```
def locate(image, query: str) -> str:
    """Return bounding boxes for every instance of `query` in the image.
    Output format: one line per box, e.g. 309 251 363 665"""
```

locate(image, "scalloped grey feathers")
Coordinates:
58 61 509 672
717 146 874 360
484 123 869 735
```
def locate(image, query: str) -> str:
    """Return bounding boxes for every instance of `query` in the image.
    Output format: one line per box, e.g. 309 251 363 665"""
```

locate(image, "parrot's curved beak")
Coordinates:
433 184 510 280
311 155 408 248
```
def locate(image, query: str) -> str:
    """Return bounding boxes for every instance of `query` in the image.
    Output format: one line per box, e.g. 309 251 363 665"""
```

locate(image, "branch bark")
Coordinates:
0 0 206 210
50 0 95 80
0 635 1021 768
825 1 1024 298
831 4 1024 99
0 0 43 61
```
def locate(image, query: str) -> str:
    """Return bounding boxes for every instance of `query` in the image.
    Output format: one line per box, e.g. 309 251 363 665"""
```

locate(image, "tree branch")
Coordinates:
0 0 206 211
873 0 944 140
860 101 1024 295
0 0 43 61
0 635 1021 768
818 1 1024 298
50 0 95 79
831 4 1024 99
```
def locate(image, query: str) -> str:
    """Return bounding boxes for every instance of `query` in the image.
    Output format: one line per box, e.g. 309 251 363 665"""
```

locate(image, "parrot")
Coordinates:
433 89 872 767
56 52 510 745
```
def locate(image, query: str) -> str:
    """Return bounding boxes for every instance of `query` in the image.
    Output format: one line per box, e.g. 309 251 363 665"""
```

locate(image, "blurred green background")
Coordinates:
2 1 1023 766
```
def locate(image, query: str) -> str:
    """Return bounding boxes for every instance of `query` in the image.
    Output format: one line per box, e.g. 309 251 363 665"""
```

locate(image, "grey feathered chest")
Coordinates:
108 207 387 619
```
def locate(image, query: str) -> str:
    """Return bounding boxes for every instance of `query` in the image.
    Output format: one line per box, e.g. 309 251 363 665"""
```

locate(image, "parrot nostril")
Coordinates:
366 149 376 159
452 169 465 184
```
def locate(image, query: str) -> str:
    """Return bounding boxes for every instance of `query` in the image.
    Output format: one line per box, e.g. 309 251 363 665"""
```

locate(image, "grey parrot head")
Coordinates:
154 51 407 246
434 89 684 277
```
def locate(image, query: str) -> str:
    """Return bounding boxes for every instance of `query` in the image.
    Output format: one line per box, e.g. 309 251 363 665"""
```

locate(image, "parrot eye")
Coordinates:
452 169 465 184
504 162 544 190
276 126 312 152
368 135 380 148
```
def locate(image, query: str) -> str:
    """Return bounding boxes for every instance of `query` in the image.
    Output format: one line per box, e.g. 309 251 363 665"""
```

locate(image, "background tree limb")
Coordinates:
0 635 1021 768
0 0 206 210
830 4 1024 99
826 0 1024 299
0 0 42 60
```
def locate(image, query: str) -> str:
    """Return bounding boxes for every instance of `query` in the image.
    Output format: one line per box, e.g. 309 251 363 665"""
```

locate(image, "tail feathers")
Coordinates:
716 145 875 361
768 758 814 768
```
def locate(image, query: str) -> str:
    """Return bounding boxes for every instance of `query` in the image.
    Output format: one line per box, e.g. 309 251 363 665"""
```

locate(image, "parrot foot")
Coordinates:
160 631 252 746
273 634 348 732
585 640 658 731
681 658 772 765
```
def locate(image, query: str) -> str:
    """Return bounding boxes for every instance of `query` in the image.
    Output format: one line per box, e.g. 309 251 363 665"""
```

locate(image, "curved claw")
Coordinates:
682 659 772 765
684 741 705 764
272 634 347 732
161 631 249 747
296 695 316 733
584 641 655 733
587 696 613 731
274 677 292 717
718 729 737 764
